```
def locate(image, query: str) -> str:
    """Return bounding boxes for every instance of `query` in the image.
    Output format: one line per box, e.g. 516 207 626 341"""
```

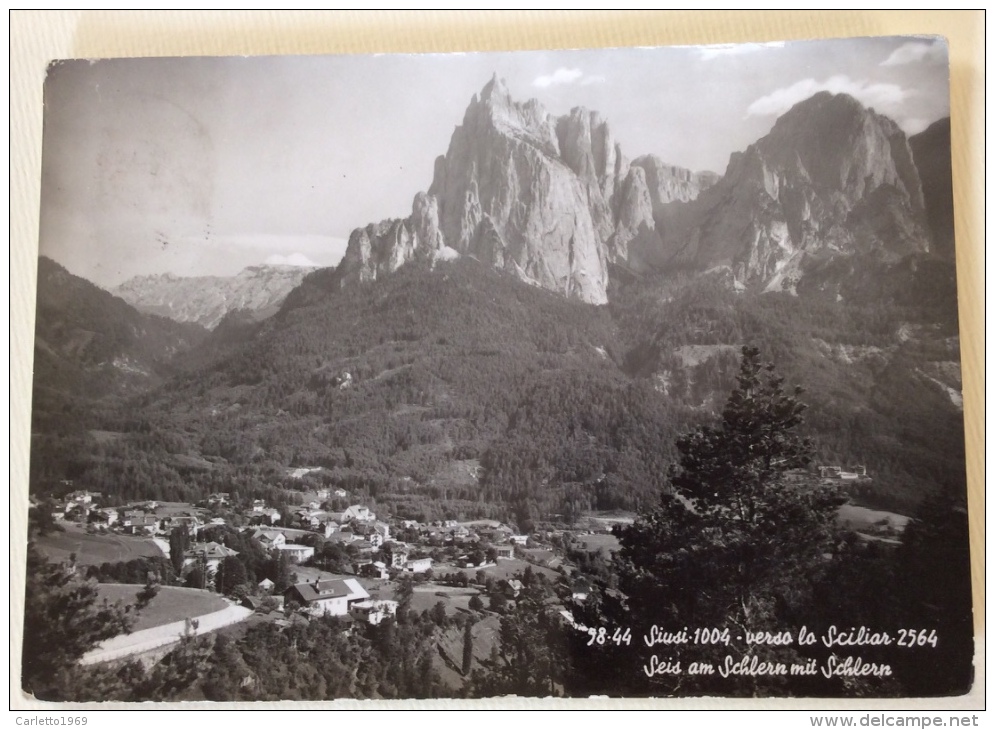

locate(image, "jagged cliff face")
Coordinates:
427 84 610 303
611 155 719 272
659 92 931 293
339 76 713 304
113 264 317 329
339 83 932 303
909 117 955 260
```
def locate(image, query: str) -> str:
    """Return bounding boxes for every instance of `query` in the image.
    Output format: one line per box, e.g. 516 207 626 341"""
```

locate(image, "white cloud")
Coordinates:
696 41 785 61
900 117 931 136
265 252 320 267
881 40 947 67
183 232 349 268
533 68 602 88
746 75 913 119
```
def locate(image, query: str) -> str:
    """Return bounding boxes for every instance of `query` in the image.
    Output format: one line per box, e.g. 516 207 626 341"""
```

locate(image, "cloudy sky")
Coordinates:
40 36 950 288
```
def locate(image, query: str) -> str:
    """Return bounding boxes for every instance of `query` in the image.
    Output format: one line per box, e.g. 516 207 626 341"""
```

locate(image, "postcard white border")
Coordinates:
9 10 985 712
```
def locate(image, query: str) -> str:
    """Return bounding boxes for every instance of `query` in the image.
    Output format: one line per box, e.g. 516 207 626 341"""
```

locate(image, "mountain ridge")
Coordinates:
909 117 955 260
30 256 207 447
113 264 319 329
339 82 940 305
652 91 933 296
338 74 716 304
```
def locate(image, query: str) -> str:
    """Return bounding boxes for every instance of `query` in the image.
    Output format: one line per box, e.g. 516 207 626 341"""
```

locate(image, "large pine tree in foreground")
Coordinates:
582 347 849 696
22 546 136 700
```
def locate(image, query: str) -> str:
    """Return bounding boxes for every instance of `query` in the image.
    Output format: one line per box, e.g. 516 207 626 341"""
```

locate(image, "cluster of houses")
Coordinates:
56 493 192 536
179 540 406 628
46 488 557 596
398 519 529 551
240 524 435 577
171 508 553 608
165 499 443 587
51 491 531 556
88 507 225 537
287 504 384 538
55 490 106 522
42 488 611 636
48 490 550 573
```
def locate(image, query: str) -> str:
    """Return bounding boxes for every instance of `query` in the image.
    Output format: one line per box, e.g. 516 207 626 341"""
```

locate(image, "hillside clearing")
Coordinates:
96 584 229 631
36 525 164 566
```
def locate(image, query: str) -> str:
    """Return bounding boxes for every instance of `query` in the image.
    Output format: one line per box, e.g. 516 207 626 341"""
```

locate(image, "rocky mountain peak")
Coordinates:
338 83 930 305
657 92 931 295
340 76 712 304
461 74 560 158
478 72 506 101
756 92 923 210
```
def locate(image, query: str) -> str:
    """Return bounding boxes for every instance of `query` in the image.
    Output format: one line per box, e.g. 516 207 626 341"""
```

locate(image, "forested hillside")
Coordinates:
29 258 208 496
28 254 965 519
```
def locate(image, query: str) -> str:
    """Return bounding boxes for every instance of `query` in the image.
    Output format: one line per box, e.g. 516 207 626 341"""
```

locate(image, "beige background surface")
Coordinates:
9 10 985 710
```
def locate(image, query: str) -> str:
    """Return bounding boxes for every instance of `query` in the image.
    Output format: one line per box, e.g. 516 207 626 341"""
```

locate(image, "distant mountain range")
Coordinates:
33 257 207 393
112 264 318 329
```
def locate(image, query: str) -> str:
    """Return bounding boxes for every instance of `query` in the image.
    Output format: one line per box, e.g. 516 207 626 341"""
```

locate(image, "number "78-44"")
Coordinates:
587 627 632 646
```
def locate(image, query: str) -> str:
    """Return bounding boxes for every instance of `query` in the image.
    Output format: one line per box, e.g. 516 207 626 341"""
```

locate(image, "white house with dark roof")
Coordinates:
284 578 370 617
183 541 239 572
384 543 409 568
342 505 376 523
251 528 287 549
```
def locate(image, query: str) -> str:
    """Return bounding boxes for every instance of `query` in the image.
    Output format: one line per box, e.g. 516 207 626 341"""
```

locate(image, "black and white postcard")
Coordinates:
20 37 976 704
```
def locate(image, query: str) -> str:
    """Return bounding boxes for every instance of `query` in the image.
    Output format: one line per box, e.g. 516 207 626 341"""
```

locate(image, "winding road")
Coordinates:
81 604 253 665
